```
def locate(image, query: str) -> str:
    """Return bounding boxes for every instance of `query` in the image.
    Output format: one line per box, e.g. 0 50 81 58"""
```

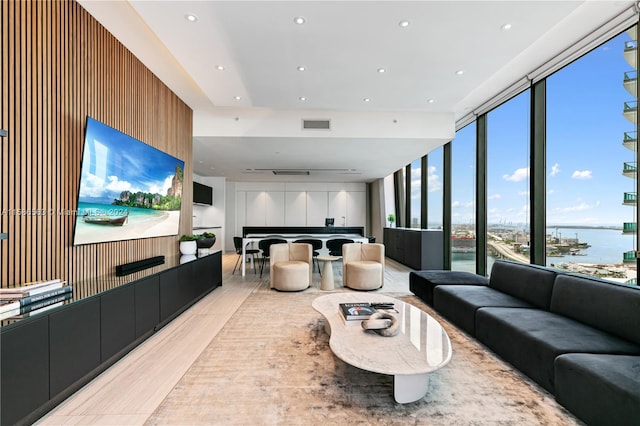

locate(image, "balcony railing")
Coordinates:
623 131 637 150
623 71 637 96
623 101 637 124
623 40 637 68
624 40 638 52
623 250 637 263
623 161 637 178
623 222 637 233
624 101 637 113
623 192 637 205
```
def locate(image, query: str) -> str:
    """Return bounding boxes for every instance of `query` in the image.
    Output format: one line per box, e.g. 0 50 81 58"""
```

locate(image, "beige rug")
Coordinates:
146 290 582 425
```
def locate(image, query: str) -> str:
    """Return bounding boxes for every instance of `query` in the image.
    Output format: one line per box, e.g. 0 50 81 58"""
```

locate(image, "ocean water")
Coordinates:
74 202 164 234
451 227 635 273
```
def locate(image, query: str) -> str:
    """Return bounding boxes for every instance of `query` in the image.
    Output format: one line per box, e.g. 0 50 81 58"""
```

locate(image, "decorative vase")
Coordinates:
196 237 216 249
179 240 197 255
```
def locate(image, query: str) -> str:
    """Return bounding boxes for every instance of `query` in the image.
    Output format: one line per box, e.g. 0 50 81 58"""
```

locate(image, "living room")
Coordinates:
2 1 640 425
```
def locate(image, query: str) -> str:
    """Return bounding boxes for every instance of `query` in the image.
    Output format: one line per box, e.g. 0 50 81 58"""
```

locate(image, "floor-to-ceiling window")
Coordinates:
410 158 421 228
486 90 531 272
546 25 638 285
451 122 477 272
427 147 443 229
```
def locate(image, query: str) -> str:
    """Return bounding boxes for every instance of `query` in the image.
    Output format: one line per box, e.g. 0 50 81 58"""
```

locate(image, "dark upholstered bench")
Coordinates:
555 354 640 426
409 270 488 306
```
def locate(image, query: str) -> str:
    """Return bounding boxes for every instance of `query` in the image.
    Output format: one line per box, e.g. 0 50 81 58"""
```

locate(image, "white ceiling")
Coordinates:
79 0 635 183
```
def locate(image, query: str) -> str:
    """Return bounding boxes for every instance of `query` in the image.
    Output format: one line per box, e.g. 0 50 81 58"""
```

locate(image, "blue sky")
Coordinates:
78 117 185 204
411 27 636 228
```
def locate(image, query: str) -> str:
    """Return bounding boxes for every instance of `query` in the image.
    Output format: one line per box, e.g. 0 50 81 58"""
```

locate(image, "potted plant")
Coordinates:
196 232 216 249
179 234 198 255
388 213 395 227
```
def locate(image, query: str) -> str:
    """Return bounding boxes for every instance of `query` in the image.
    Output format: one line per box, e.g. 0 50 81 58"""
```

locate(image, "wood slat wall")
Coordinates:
1 0 194 289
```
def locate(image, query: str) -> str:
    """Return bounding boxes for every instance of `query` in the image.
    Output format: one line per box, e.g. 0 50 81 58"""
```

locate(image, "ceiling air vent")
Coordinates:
272 170 310 176
302 119 330 130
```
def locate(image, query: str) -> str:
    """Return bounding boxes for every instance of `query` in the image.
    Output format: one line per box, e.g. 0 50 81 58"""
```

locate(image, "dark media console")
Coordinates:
0 251 222 426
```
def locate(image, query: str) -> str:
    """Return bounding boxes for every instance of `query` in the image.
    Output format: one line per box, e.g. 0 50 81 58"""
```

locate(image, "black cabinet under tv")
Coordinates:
0 251 222 426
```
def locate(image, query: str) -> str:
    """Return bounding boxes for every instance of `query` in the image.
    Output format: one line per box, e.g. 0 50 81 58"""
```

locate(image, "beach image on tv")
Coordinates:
73 117 185 245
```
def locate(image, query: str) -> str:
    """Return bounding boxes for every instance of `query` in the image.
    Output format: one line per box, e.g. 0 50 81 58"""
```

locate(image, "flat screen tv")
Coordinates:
73 117 185 245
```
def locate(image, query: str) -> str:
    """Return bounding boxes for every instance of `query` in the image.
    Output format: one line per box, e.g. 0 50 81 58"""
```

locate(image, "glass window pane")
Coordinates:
546 25 637 286
487 90 531 272
427 147 443 229
384 174 396 227
410 158 421 228
452 123 476 272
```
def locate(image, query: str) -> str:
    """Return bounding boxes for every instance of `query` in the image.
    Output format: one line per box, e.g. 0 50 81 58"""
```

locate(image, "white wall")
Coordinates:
192 175 226 251
225 181 368 251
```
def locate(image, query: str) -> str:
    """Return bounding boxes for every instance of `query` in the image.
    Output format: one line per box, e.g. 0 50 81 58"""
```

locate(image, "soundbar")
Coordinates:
116 256 165 276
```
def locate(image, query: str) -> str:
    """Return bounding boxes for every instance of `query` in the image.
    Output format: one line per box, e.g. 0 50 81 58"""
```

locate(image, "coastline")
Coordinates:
487 237 637 283
74 210 181 245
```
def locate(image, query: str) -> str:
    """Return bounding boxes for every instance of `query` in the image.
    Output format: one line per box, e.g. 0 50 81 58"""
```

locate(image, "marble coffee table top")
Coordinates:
312 293 452 376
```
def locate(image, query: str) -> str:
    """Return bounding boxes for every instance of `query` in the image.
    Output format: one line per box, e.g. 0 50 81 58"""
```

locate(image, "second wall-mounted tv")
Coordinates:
193 181 213 205
73 117 185 245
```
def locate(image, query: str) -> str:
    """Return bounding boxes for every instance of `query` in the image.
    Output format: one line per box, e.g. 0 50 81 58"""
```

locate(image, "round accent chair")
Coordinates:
270 243 312 291
342 243 385 290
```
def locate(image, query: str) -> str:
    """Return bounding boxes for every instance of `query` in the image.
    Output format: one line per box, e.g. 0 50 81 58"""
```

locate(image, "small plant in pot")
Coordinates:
388 213 395 227
196 232 216 249
179 234 198 255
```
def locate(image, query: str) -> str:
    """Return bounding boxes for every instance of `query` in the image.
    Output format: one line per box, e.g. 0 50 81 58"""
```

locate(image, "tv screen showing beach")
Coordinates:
73 117 185 246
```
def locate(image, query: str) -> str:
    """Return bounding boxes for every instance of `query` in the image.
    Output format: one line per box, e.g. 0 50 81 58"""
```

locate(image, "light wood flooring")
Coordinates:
36 253 414 425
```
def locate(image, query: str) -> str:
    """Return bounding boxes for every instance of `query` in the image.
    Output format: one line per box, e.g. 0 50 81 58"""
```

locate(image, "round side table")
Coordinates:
317 255 341 290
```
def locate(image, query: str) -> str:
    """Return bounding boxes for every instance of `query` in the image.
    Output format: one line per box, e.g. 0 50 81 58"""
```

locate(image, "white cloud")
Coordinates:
105 175 133 192
572 170 592 180
428 166 442 192
503 167 529 182
518 190 529 196
452 200 474 208
550 163 560 177
559 200 600 213
79 173 105 197
488 193 501 200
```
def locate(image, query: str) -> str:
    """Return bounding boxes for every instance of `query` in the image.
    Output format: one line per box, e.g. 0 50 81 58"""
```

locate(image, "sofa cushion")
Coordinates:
489 260 558 310
550 274 640 345
409 270 488 306
433 286 534 336
475 307 640 393
555 354 640 426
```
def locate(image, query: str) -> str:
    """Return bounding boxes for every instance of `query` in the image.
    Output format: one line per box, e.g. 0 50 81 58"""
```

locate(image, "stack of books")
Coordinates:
0 279 73 320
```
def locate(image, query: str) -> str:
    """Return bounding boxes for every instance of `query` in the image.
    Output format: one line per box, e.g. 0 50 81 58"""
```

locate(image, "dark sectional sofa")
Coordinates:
410 260 640 426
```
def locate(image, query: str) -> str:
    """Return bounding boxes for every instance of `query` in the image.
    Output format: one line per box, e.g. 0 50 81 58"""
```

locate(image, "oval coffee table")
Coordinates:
312 293 452 403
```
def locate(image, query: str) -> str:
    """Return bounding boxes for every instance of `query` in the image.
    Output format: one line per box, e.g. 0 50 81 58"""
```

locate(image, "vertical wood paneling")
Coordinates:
1 0 193 289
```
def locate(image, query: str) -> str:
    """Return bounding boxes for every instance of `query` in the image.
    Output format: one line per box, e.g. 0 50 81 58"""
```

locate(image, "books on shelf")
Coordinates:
0 279 65 300
0 291 73 321
0 300 21 315
18 285 73 306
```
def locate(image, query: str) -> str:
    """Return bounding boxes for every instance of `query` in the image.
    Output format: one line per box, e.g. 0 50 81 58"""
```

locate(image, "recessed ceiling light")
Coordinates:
185 14 198 22
234 96 241 100
377 68 386 73
428 99 435 103
363 98 371 102
299 96 307 101
294 16 305 25
297 66 306 71
216 65 224 71
399 20 410 28
455 70 464 75
501 23 512 31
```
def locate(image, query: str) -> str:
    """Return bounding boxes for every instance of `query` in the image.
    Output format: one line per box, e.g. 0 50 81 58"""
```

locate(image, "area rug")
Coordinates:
146 291 582 425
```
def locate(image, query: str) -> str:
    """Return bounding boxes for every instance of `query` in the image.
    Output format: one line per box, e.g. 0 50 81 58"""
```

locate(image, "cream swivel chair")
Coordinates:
342 243 385 290
270 243 312 291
